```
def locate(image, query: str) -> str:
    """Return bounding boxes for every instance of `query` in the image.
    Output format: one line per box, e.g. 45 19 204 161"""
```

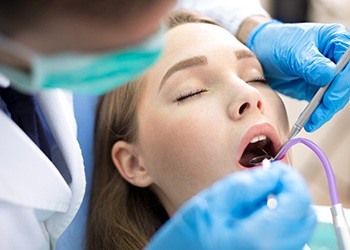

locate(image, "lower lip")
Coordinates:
237 123 282 165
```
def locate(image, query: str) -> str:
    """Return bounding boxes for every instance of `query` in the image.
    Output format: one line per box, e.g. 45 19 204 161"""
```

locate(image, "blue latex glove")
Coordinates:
147 163 316 250
247 21 350 132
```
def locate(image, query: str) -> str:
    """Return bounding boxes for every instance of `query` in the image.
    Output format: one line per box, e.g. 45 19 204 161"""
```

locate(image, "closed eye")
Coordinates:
247 76 268 85
175 88 208 103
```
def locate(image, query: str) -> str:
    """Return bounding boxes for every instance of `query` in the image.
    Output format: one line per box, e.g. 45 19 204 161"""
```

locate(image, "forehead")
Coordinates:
164 23 245 61
146 22 248 78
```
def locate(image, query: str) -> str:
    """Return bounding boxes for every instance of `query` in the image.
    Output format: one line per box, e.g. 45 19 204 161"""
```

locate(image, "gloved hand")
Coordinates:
247 21 350 132
147 162 316 250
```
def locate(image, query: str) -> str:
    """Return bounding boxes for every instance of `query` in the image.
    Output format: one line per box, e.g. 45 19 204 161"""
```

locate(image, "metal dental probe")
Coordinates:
273 46 350 161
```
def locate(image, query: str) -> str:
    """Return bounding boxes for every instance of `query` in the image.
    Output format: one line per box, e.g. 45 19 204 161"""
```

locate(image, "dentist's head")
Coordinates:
0 0 175 52
0 0 176 93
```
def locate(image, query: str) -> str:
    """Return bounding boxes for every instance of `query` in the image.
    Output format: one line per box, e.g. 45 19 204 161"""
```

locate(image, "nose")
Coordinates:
228 86 264 121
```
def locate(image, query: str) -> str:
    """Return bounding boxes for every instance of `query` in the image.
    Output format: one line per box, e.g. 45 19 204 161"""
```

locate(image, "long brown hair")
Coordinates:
87 11 219 250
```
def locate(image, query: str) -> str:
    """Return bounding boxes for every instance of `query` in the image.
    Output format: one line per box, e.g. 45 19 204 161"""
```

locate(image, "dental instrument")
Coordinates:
246 46 350 167
288 46 350 140
273 138 350 250
262 159 279 210
249 153 272 165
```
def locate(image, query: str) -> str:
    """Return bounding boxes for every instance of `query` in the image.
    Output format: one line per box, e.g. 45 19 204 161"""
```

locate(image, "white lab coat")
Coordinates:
0 0 268 249
176 0 270 35
0 84 85 249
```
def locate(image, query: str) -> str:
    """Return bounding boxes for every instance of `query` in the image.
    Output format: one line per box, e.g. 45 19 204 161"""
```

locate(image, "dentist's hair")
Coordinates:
87 10 219 250
0 0 159 35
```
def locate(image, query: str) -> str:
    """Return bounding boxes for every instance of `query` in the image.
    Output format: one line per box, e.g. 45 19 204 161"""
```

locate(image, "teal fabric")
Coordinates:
308 222 337 249
0 27 164 94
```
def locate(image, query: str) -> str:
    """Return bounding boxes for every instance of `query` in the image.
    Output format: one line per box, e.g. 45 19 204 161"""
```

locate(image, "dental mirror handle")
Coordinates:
288 46 350 140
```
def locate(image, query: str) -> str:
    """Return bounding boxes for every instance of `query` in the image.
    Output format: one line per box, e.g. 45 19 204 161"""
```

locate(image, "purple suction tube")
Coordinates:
273 137 340 205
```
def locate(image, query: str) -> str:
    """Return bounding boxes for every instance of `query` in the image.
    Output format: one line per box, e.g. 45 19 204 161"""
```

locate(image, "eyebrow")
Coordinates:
158 50 256 91
159 56 208 91
234 49 256 60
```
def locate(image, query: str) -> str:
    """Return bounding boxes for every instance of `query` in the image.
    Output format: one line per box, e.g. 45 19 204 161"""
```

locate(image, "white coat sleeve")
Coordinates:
175 0 271 35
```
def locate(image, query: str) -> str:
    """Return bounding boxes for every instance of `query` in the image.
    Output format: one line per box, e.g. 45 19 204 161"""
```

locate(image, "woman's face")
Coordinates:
134 23 290 215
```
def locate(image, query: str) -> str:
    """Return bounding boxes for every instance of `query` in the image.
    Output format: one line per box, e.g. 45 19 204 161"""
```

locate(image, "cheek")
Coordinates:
273 96 289 134
137 104 235 204
139 107 221 174
259 86 289 135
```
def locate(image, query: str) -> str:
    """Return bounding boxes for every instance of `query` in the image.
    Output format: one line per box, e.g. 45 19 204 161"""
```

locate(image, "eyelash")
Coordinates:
174 76 267 103
247 76 268 84
175 88 208 103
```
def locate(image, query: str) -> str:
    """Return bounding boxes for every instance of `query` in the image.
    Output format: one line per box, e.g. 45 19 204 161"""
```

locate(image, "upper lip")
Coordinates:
236 122 282 168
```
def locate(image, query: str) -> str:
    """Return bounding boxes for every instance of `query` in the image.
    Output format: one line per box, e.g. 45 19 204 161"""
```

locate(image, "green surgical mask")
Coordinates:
0 27 164 94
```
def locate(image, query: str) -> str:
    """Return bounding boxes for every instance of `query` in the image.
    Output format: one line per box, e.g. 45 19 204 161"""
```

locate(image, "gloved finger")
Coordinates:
331 40 350 63
271 77 316 101
273 208 316 250
230 197 316 249
290 44 337 87
269 167 313 221
205 165 293 215
247 168 316 248
305 62 350 132
245 207 316 250
322 25 350 62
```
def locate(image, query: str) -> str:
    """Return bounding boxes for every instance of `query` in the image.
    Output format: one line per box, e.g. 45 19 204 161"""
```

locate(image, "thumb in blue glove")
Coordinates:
247 20 350 132
147 162 316 250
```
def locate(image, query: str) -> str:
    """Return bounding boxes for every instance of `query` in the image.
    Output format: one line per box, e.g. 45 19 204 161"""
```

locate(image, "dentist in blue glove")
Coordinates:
148 163 316 250
247 20 350 132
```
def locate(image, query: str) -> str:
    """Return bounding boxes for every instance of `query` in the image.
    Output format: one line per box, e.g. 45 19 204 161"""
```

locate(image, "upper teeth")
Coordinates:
250 135 267 143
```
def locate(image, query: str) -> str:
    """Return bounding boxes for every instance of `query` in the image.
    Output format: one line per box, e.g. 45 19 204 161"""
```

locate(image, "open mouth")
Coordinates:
239 134 276 167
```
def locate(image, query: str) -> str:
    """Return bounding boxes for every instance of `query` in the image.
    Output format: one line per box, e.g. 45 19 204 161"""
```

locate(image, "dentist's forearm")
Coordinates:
237 15 271 44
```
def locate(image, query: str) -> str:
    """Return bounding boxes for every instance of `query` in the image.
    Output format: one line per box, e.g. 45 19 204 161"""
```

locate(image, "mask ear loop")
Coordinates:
272 137 350 250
